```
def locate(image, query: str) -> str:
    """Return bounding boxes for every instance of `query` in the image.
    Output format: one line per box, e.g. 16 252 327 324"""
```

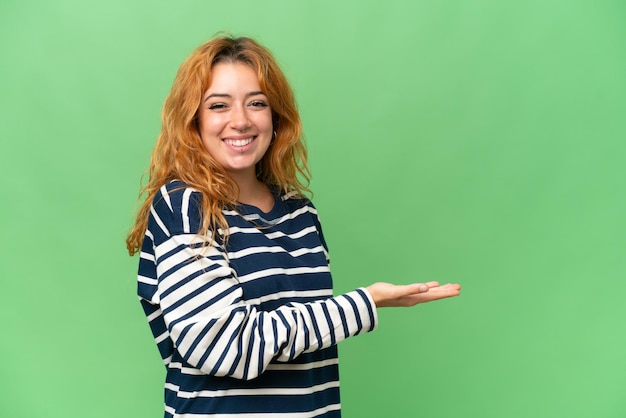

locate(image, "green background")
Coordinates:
1 1 625 417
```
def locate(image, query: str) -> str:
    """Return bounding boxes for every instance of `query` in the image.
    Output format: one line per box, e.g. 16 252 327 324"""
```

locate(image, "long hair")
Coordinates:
126 36 310 255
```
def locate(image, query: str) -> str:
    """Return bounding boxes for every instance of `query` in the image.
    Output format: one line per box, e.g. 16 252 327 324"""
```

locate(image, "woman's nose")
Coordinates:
230 106 250 131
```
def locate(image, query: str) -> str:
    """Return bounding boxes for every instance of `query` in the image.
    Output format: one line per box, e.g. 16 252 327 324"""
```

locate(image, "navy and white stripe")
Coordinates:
137 180 377 417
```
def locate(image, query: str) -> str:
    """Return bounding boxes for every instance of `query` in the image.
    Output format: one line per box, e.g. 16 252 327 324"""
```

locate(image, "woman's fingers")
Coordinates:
397 281 440 296
405 283 461 304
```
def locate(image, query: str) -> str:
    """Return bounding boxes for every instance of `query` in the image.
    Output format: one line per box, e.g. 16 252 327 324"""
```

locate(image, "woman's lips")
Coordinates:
224 137 255 147
223 135 256 152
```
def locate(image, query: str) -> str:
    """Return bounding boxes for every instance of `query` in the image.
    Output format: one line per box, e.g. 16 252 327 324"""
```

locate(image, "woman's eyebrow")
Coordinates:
204 91 266 102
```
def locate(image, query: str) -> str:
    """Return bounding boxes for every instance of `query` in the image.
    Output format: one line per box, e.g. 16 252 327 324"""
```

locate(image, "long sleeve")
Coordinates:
139 181 378 381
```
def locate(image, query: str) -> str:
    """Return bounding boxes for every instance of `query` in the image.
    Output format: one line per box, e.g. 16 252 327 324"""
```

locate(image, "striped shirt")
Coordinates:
137 180 378 417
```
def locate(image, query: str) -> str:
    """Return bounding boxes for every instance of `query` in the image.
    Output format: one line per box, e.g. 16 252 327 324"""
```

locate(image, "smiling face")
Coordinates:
197 62 273 182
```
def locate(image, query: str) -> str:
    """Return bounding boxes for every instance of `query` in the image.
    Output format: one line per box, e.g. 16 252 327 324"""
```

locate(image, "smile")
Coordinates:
224 137 255 147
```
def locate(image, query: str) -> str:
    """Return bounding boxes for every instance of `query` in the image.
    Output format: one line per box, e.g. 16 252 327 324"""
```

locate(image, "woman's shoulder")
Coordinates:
151 180 204 220
149 180 203 235
159 179 199 195
154 180 202 204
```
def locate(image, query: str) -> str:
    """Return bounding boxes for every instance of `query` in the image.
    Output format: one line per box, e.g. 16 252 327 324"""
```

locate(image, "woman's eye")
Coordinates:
208 103 227 110
250 100 268 108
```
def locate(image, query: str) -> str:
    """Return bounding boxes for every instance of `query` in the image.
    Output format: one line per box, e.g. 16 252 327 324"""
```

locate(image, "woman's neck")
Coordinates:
232 172 274 213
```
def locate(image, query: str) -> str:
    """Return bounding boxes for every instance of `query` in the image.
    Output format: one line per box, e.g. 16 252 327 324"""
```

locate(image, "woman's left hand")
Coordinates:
366 281 461 308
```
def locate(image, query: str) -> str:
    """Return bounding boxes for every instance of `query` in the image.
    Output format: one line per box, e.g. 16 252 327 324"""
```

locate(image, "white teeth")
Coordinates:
225 137 254 147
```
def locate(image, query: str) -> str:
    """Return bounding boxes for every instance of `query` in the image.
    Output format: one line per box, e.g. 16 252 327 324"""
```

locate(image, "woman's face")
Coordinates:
197 62 273 180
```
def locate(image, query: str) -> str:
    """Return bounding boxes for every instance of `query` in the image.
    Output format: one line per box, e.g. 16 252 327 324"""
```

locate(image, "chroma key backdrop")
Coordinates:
1 1 625 417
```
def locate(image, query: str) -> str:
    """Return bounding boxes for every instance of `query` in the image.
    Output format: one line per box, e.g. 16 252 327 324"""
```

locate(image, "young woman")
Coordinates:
126 36 461 417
